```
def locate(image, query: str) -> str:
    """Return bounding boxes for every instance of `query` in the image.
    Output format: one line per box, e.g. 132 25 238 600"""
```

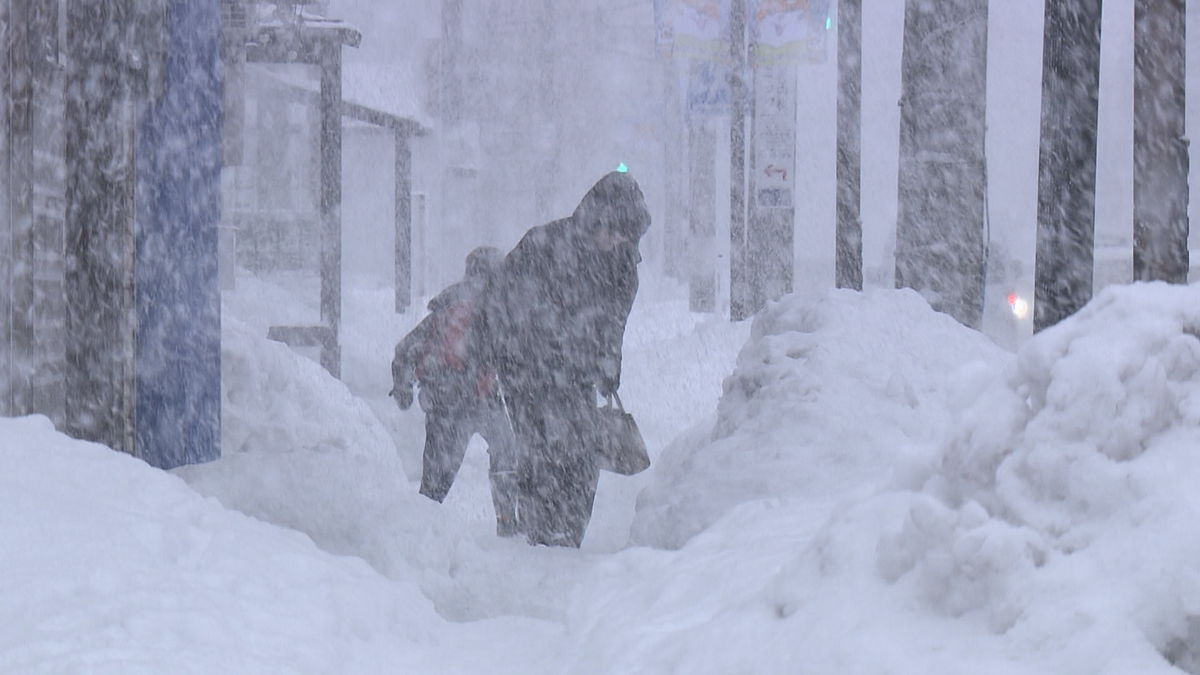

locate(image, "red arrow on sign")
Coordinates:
764 165 788 181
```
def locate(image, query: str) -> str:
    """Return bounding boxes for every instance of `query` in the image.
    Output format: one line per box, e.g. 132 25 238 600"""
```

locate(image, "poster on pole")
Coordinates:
752 65 796 208
749 0 830 66
748 63 797 307
687 60 731 115
655 0 732 62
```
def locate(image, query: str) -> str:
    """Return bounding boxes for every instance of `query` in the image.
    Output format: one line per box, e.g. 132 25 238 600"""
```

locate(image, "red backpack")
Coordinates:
414 299 473 381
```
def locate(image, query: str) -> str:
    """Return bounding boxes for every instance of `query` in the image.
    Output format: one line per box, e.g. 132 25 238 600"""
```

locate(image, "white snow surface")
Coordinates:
6 273 1200 674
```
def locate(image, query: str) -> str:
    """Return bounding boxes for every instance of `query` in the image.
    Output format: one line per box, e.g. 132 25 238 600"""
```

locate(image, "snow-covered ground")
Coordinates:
6 268 1200 674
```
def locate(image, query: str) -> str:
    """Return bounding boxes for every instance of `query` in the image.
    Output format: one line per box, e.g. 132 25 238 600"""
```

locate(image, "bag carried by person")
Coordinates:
592 392 650 476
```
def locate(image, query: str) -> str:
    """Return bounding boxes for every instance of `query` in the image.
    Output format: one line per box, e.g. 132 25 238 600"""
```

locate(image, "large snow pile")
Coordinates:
883 281 1200 671
178 316 418 572
631 287 1009 549
585 282 1200 674
0 416 544 675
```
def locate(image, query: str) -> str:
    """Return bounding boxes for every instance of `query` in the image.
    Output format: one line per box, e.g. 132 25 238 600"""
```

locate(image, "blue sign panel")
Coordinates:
134 0 222 469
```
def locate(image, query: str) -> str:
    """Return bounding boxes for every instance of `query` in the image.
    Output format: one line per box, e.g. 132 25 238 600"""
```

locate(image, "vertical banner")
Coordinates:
658 0 828 319
742 0 828 316
655 0 734 313
748 64 796 307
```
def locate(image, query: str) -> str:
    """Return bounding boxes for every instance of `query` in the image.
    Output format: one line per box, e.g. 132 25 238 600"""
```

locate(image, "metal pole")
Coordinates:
394 128 412 313
729 0 750 321
836 0 863 291
319 39 342 377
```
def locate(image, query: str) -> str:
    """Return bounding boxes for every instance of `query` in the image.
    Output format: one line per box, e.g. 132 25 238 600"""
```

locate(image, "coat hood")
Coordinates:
464 245 503 282
571 171 651 241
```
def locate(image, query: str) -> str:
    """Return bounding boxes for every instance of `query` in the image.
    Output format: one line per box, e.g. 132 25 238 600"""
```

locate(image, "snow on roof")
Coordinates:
246 59 431 134
341 62 433 132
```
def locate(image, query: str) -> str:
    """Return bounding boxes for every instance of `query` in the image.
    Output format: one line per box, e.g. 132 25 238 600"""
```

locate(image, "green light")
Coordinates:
826 17 831 30
616 162 628 173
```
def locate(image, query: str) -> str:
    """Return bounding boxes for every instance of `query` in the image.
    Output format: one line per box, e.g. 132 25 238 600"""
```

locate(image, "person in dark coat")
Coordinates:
392 246 519 536
470 171 651 547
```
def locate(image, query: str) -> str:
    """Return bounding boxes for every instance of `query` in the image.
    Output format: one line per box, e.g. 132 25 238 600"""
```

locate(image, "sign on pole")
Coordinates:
741 1 827 313
656 0 733 62
656 0 830 319
749 0 831 67
687 59 731 115
747 64 796 308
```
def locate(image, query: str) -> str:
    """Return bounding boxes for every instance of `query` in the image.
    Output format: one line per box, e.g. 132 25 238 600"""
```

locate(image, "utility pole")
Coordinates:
1033 0 1103 332
64 0 138 456
316 30 342 376
1132 0 1188 284
895 0 989 330
729 0 750 321
836 0 863 291
3 0 68 422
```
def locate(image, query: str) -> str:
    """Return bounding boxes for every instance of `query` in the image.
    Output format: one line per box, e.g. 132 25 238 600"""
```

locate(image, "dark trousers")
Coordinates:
503 383 600 548
419 400 518 533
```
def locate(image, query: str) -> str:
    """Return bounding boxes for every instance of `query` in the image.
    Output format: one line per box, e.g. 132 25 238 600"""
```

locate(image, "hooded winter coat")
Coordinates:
471 172 650 397
468 171 650 547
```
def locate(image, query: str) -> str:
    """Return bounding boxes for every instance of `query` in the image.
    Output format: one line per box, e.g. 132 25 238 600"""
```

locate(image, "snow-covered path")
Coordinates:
206 270 751 622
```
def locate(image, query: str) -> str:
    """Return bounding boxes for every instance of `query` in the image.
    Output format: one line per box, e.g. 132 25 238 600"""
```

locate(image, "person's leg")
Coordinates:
544 413 601 547
515 392 600 548
478 402 519 536
418 410 471 502
502 386 550 542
